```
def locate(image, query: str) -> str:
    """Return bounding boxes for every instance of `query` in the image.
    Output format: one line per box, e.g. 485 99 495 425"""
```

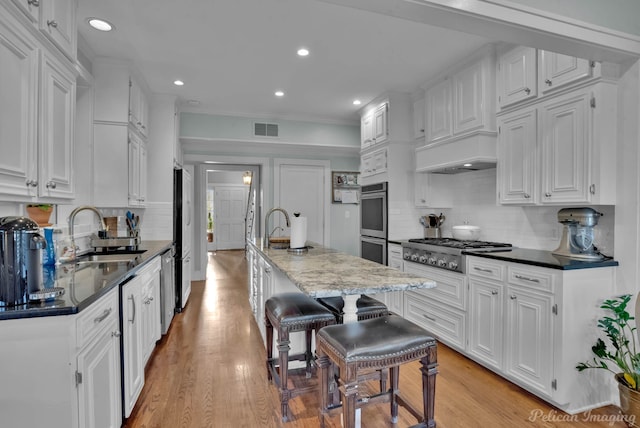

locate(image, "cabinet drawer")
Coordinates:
507 266 555 293
467 257 505 281
404 263 466 310
76 287 119 349
404 291 466 351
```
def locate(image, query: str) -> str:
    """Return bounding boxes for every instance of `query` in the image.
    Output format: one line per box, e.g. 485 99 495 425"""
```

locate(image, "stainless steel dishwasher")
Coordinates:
160 246 175 334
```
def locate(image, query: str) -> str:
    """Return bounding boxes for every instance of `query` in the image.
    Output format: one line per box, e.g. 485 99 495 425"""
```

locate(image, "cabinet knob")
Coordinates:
545 79 552 86
47 20 58 28
510 295 517 300
112 331 121 338
545 192 552 197
491 290 498 295
46 181 57 189
524 193 530 199
26 179 37 187
523 87 531 95
28 0 39 6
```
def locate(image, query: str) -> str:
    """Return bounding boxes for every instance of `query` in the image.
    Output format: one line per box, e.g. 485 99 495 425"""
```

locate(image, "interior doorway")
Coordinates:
205 166 258 251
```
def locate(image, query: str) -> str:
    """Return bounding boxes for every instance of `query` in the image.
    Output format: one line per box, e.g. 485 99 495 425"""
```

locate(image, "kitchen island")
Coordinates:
246 238 436 327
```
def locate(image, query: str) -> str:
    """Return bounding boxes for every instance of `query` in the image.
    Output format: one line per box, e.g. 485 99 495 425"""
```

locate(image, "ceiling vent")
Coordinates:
254 122 279 137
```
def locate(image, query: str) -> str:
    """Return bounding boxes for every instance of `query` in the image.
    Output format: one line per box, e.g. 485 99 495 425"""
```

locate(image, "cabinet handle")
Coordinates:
28 0 39 6
545 79 552 86
94 308 112 324
590 184 596 195
423 314 436 322
491 290 499 295
47 20 58 28
545 192 552 197
523 87 531 95
128 294 136 323
524 193 530 199
510 295 517 300
515 274 540 283
46 181 57 189
112 331 121 338
473 267 493 273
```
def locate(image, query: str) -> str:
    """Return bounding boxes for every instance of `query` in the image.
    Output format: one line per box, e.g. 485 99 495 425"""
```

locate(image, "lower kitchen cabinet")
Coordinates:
0 287 122 428
383 243 404 316
140 258 161 365
466 256 615 413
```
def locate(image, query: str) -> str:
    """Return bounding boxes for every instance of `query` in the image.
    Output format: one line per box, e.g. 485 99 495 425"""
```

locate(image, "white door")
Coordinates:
214 185 248 250
274 159 330 246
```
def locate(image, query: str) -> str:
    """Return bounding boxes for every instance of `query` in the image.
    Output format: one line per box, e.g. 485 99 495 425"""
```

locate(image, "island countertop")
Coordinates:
248 238 436 298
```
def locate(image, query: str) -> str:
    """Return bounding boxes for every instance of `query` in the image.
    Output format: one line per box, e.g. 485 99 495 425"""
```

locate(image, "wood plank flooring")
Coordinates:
124 250 626 427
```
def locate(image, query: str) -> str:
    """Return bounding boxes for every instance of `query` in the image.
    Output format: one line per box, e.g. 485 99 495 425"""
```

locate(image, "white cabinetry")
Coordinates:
121 275 144 418
497 82 617 205
0 287 122 428
361 147 387 178
140 258 162 365
93 59 150 207
466 256 615 413
412 96 425 140
10 0 77 61
0 9 76 201
539 50 592 95
423 46 495 146
403 263 467 351
383 243 404 316
360 102 388 149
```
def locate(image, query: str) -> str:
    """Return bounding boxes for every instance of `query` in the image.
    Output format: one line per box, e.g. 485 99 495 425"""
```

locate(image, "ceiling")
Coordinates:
77 0 494 124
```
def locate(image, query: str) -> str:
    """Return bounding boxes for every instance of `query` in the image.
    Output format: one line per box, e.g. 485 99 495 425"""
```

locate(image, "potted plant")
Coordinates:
207 212 213 242
26 204 54 226
576 294 640 427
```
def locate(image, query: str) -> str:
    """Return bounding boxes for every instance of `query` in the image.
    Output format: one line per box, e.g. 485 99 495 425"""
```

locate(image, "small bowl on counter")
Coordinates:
452 225 481 241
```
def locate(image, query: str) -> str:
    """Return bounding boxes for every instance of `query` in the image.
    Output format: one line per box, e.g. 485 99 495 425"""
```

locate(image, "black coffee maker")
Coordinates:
0 216 47 306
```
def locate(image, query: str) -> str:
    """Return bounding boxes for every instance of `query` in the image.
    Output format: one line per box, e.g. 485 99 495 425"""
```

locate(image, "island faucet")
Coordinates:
68 205 107 257
264 208 290 247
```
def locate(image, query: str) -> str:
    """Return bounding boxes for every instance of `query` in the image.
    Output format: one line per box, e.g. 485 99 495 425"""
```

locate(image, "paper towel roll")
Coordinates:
290 216 307 248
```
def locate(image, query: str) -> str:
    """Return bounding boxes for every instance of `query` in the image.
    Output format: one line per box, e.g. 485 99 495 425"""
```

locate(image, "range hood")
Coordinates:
415 133 497 174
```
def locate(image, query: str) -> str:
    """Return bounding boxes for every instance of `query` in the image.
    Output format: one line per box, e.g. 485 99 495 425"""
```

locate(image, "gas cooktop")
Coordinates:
407 238 513 250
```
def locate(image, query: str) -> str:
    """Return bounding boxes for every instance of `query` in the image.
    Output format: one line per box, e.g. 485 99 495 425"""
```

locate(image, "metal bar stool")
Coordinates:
316 314 438 428
265 292 337 422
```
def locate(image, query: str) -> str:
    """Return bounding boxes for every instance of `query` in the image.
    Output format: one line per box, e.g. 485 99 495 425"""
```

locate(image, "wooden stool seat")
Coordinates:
316 314 438 428
316 294 389 323
265 292 336 422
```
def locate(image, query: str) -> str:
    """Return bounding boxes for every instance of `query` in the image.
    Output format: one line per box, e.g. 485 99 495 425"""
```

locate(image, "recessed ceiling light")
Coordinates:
174 80 184 86
275 90 284 97
463 163 472 167
88 18 114 32
353 100 362 106
297 48 309 57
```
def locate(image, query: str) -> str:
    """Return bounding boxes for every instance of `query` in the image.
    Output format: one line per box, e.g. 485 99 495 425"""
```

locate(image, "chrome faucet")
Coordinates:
264 208 290 247
68 206 107 257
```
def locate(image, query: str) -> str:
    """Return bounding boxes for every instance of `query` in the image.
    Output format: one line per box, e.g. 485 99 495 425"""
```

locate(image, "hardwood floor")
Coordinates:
124 250 626 427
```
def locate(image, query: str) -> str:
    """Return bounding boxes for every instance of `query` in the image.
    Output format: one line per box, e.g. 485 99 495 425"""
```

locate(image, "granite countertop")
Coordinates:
248 238 436 298
464 247 619 270
0 240 173 321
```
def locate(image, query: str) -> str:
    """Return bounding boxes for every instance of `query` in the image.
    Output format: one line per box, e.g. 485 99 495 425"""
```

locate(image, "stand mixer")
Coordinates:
552 207 604 260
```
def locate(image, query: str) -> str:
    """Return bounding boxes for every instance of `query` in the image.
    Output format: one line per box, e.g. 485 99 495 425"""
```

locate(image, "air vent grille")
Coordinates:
254 122 279 137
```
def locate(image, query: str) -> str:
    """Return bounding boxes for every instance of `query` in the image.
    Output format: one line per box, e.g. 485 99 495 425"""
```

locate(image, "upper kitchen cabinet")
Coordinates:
0 10 76 201
129 77 149 138
412 95 426 140
497 45 598 111
498 81 617 205
10 0 77 61
359 92 412 150
423 45 496 146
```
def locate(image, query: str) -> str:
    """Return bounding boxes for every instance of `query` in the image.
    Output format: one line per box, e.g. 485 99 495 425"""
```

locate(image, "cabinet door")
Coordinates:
361 152 373 177
0 15 39 198
128 134 140 205
122 277 144 417
141 265 161 365
371 148 387 175
129 78 141 130
372 103 388 145
468 278 504 370
39 0 76 60
10 0 40 23
452 59 485 134
539 51 591 94
505 287 553 397
425 79 452 143
360 113 373 149
138 141 147 205
413 97 425 140
76 320 122 428
181 255 192 309
39 51 75 198
540 91 590 204
497 46 537 108
498 108 537 204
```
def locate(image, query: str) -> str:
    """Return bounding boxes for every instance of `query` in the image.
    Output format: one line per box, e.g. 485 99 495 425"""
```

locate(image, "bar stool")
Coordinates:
316 314 438 428
316 294 389 323
265 292 337 422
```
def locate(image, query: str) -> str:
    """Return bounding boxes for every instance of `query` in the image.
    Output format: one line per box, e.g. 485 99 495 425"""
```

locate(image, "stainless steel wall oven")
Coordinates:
360 182 388 265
